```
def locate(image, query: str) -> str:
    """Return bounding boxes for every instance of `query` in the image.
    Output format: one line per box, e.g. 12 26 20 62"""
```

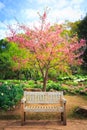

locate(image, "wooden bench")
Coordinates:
21 91 67 125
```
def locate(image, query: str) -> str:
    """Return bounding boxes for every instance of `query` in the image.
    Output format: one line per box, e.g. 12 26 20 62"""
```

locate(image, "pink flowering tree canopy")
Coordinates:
7 11 86 91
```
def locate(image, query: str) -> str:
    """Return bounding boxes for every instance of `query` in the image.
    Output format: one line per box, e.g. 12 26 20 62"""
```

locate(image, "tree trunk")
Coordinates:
42 76 47 91
41 68 48 92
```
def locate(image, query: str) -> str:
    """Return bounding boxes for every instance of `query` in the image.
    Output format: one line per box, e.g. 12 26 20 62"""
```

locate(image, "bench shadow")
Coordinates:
8 120 63 127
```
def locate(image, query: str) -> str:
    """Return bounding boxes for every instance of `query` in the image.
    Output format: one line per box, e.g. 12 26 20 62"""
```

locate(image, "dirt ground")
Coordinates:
0 119 87 130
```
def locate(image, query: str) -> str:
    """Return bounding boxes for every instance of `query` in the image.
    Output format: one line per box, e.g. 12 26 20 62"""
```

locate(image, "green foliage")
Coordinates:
63 20 81 37
34 83 43 89
48 69 58 79
63 19 87 69
23 80 36 88
0 83 23 110
57 76 72 81
0 39 32 79
46 80 62 91
0 39 12 79
77 15 87 40
0 73 87 99
64 15 87 65
0 40 14 78
0 38 42 80
76 14 87 64
64 80 78 86
61 85 69 91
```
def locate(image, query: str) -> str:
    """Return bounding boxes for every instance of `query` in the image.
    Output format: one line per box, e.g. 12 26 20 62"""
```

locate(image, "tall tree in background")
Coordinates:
0 39 12 79
76 15 87 64
62 20 81 37
0 39 29 79
7 10 86 91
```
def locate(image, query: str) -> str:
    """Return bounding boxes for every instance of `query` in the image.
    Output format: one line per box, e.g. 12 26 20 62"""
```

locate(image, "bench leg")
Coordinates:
63 103 67 125
24 112 26 122
21 112 25 125
21 103 26 125
63 111 66 125
61 112 63 121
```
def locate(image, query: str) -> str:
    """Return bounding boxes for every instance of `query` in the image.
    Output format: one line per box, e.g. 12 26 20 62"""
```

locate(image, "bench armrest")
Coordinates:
21 97 26 104
61 98 66 104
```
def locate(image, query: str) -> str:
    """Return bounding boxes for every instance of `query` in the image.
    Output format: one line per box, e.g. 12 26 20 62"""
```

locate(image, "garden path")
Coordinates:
0 119 87 130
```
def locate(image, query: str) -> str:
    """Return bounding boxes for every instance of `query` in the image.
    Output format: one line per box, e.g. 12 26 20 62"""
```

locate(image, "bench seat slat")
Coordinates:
24 104 64 112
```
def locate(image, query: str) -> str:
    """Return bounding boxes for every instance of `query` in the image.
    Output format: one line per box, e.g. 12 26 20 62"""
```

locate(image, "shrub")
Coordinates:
61 86 69 91
0 83 23 111
46 80 62 91
34 83 43 89
64 80 78 86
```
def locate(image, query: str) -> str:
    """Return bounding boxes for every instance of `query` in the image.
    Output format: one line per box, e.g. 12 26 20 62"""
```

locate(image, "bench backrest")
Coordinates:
24 91 63 104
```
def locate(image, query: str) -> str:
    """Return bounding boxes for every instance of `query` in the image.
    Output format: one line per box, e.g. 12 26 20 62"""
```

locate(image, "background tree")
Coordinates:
62 20 81 38
0 39 30 79
76 15 87 65
7 11 85 91
63 15 87 65
0 39 13 79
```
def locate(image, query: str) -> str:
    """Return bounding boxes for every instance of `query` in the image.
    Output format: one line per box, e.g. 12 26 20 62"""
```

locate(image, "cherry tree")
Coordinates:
7 11 85 91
